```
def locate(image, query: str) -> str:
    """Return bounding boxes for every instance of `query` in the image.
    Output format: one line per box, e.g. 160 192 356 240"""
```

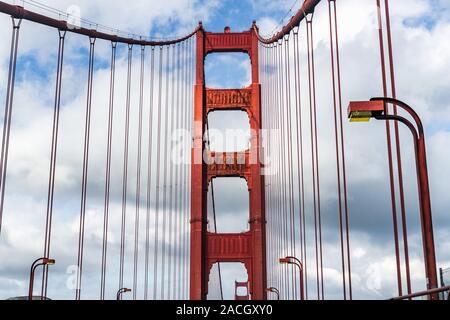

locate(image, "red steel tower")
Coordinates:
190 22 267 300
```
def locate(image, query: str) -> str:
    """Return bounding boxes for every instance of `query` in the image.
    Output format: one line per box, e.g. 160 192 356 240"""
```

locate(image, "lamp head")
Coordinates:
279 257 291 264
43 258 55 265
348 100 385 122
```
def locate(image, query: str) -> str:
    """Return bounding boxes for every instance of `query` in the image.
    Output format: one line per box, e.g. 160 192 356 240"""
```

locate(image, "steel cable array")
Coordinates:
0 0 428 300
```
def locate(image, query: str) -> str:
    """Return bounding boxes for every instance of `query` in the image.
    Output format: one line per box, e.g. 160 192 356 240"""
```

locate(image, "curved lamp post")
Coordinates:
265 287 280 300
279 256 304 300
116 287 131 300
28 257 55 300
348 97 438 299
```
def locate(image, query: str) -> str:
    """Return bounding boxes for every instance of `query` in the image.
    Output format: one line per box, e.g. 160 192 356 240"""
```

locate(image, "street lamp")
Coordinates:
116 288 131 300
266 287 280 300
28 257 55 300
279 256 304 300
348 97 438 299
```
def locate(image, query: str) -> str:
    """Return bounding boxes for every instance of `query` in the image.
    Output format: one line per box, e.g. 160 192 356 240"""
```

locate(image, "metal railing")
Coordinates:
390 285 450 300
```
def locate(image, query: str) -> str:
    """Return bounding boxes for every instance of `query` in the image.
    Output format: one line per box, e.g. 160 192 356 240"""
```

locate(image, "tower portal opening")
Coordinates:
207 177 249 233
205 53 251 89
207 110 250 153
207 262 249 300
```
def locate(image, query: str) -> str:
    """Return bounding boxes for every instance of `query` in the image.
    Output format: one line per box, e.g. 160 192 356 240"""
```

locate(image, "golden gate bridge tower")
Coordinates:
190 23 267 300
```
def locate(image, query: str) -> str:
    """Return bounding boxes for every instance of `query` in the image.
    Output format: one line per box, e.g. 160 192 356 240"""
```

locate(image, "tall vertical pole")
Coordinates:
417 131 438 296
250 22 267 300
190 23 207 300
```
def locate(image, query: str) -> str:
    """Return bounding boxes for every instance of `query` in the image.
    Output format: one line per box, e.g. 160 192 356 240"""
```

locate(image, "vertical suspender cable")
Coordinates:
180 42 188 298
153 46 164 300
270 43 276 295
327 0 347 300
384 0 412 294
265 44 272 291
119 44 133 293
376 0 403 296
133 45 145 300
285 34 297 300
263 44 272 292
186 37 194 298
275 43 282 296
185 38 192 299
167 43 176 300
76 37 96 300
173 42 181 300
183 38 191 299
144 46 155 301
306 15 324 300
293 28 308 300
269 44 276 293
274 42 281 297
266 44 272 291
332 0 353 299
271 42 278 296
285 38 292 300
328 0 353 299
262 44 267 290
0 17 22 235
267 44 277 294
270 44 277 294
41 29 66 299
275 43 283 297
282 40 289 299
278 40 287 299
311 20 324 300
100 41 117 300
174 42 182 300
306 17 319 300
161 45 170 299
281 39 290 299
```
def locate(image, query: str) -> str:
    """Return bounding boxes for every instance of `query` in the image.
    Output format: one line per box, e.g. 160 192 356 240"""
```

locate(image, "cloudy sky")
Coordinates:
0 0 449 300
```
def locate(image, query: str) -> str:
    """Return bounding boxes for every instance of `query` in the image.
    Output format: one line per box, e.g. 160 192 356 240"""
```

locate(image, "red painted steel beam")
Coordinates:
255 0 322 44
206 151 251 182
207 232 253 260
205 31 252 55
206 87 253 113
0 1 200 45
